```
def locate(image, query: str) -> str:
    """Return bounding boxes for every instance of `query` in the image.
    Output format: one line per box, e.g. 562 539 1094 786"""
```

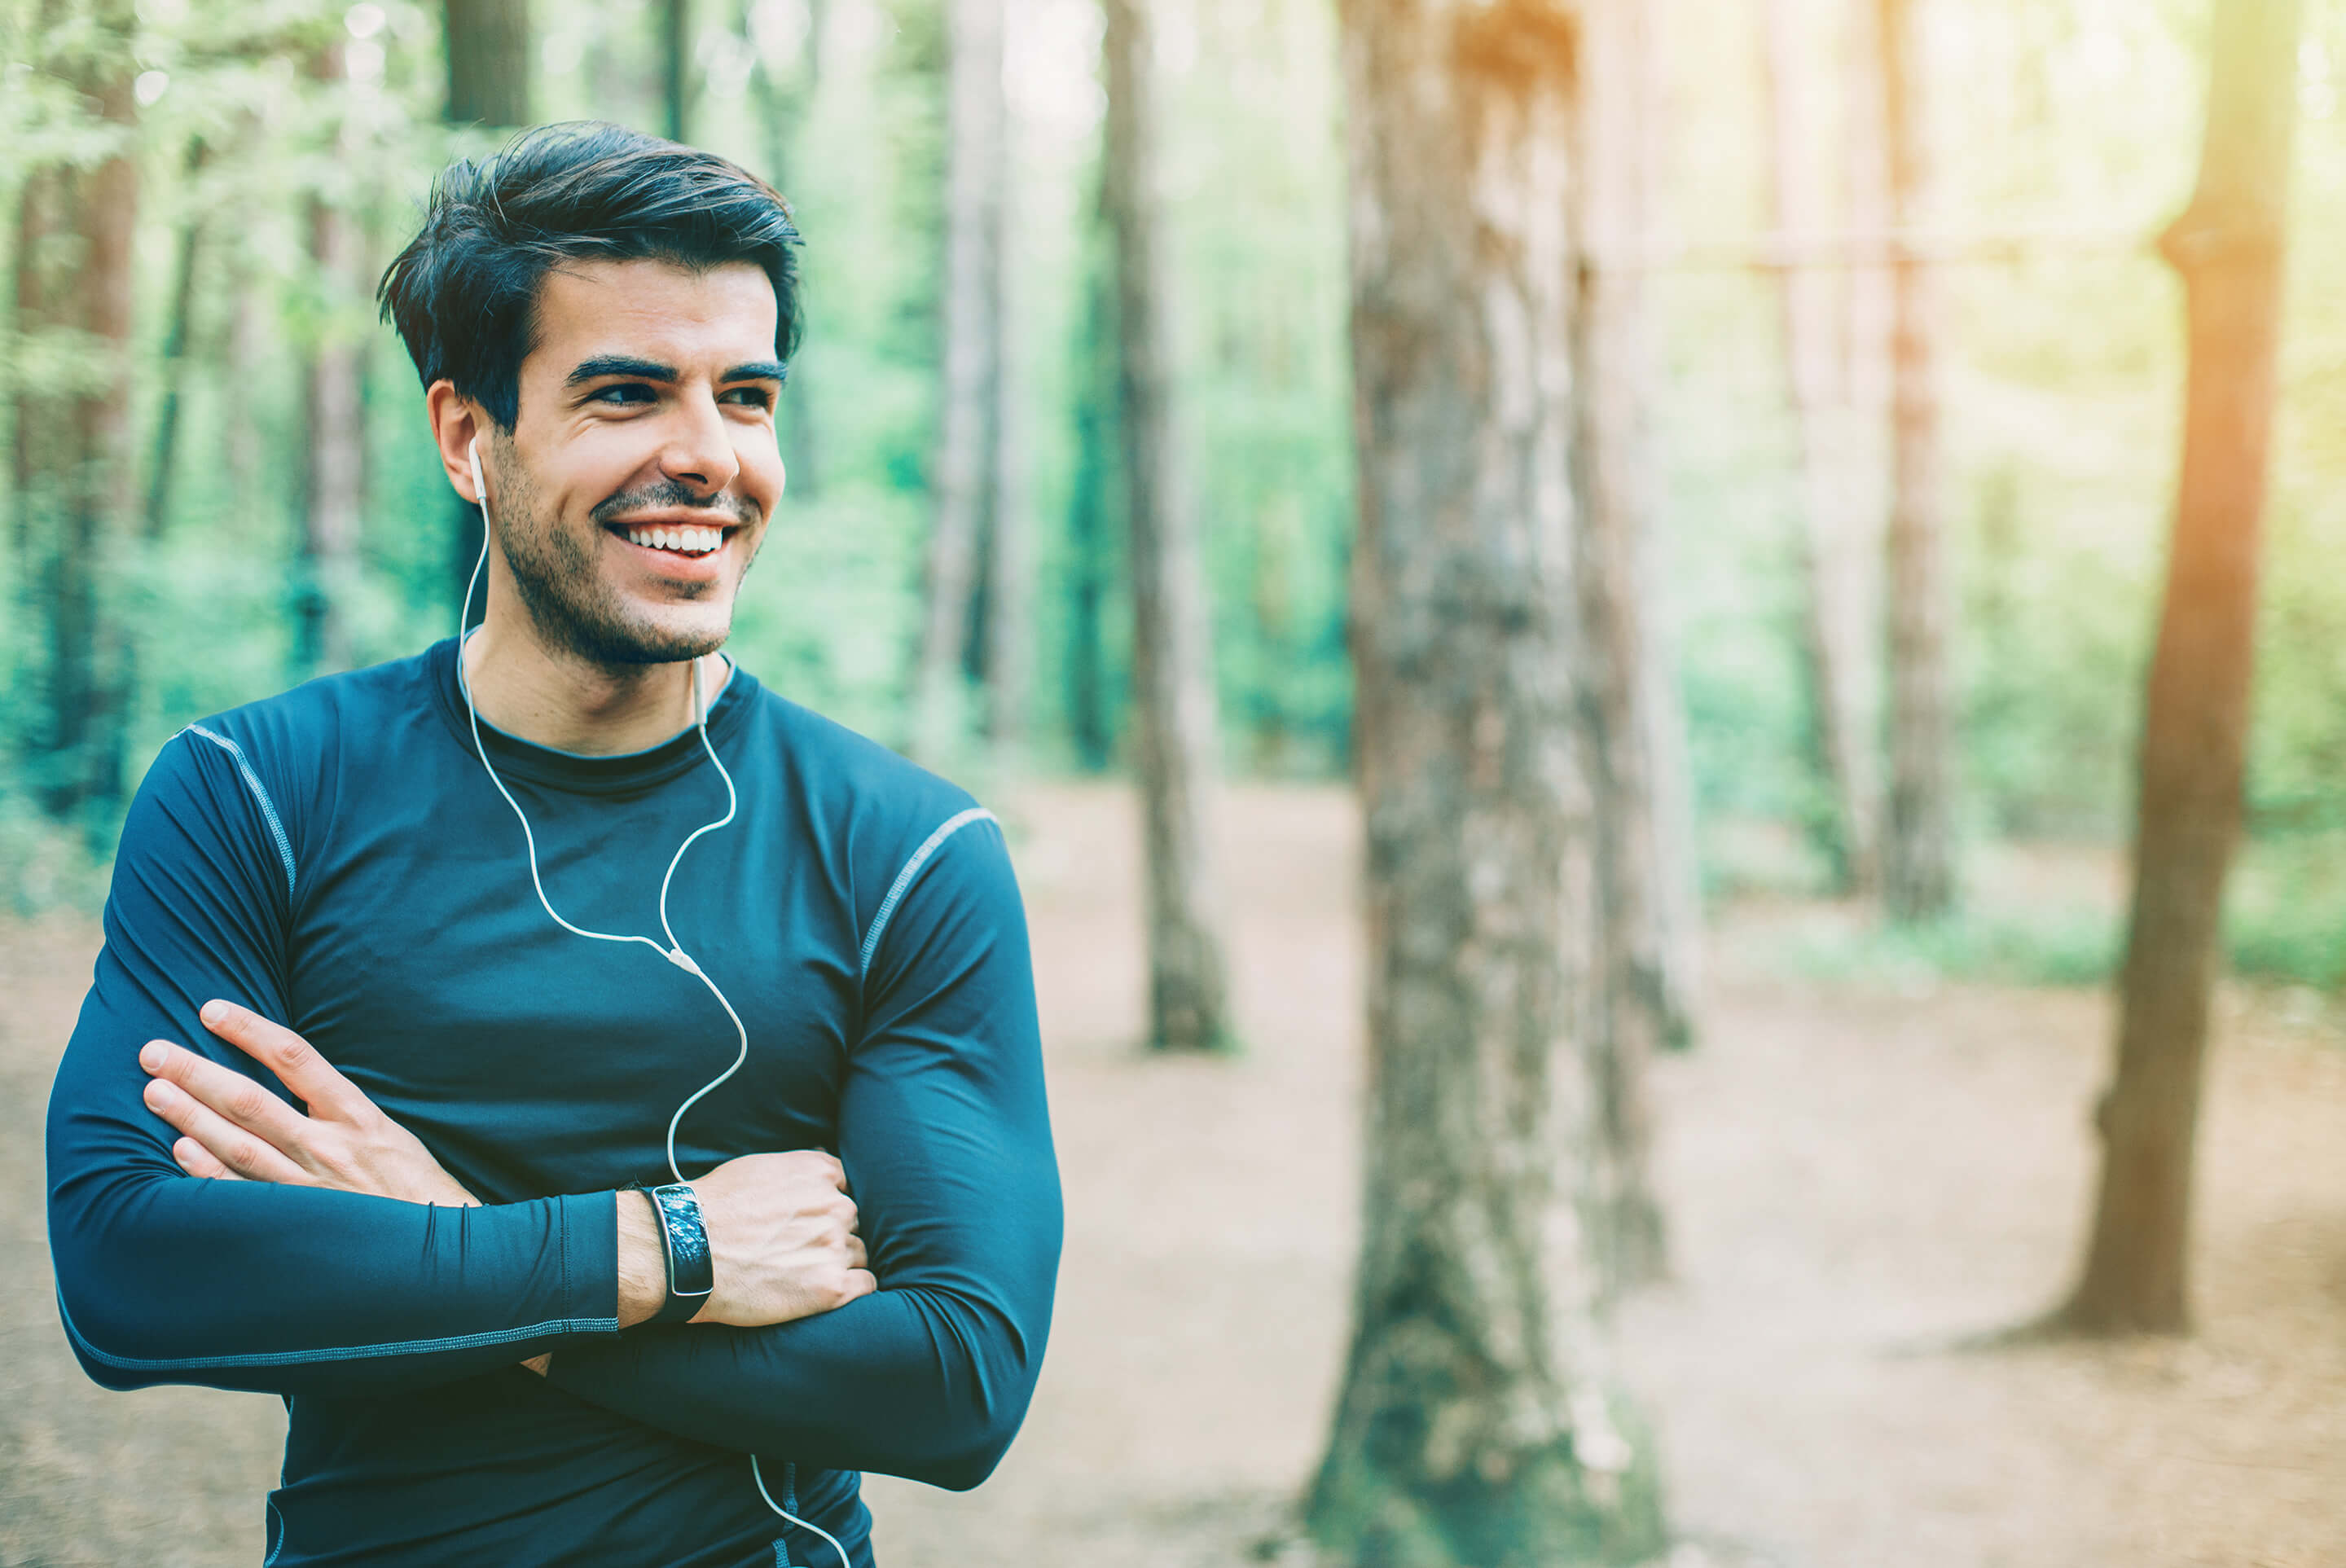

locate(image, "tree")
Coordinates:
2054 0 2303 1337
661 0 690 143
911 0 1007 769
986 6 1033 769
746 0 824 499
145 135 211 538
442 0 529 129
1572 0 1692 1293
1876 0 1953 920
296 41 366 678
1764 0 1878 894
17 0 140 825
441 0 529 619
1307 2 1666 1560
1101 0 1232 1053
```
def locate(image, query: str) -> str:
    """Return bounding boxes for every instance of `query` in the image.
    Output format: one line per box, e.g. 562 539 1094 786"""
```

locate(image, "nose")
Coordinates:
658 388 741 499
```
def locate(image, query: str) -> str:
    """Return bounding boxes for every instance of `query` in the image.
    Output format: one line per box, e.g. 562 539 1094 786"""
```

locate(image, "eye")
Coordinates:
719 386 777 410
587 382 657 406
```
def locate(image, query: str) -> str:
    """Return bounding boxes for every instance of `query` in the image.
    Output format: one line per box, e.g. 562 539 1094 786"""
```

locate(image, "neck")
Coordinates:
460 613 729 756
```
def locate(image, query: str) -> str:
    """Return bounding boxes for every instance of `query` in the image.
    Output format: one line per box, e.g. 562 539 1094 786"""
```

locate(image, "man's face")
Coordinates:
484 257 785 667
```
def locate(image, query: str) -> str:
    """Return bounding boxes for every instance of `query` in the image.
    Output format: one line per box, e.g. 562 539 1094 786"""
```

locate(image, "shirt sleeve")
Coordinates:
544 814 1063 1491
46 730 622 1397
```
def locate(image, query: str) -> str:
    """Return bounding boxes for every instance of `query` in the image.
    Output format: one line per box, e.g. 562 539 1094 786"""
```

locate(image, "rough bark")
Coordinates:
912 0 1006 769
1571 0 1683 1295
442 0 531 127
2056 0 2301 1337
1876 0 1953 920
1764 0 1878 894
1306 2 1666 1560
1103 0 1232 1053
297 45 365 678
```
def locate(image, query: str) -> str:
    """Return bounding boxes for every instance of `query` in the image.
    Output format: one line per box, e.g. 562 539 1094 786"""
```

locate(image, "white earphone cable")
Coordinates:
459 441 846 1568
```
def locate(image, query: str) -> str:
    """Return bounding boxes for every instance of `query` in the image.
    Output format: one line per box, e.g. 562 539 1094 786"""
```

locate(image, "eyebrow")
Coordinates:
563 356 789 389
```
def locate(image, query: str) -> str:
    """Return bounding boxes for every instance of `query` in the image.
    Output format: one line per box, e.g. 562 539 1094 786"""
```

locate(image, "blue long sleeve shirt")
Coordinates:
44 639 1061 1567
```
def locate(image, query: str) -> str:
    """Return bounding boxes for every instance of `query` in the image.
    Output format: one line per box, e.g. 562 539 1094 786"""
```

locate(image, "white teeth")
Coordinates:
622 525 724 555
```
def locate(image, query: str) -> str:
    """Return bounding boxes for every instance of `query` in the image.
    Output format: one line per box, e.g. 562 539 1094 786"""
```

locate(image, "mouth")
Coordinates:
603 520 740 564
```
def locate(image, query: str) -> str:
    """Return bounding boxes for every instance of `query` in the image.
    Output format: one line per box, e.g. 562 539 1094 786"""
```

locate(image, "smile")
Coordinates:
607 522 731 560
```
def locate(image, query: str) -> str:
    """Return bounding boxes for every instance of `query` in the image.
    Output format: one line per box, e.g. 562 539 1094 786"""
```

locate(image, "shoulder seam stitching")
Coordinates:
181 724 297 898
859 806 995 977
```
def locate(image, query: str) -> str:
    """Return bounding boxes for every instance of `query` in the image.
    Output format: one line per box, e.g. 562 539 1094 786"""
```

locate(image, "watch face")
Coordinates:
653 1184 714 1299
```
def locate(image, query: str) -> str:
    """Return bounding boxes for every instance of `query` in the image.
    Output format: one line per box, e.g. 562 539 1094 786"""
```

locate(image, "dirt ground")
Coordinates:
4 782 2344 1567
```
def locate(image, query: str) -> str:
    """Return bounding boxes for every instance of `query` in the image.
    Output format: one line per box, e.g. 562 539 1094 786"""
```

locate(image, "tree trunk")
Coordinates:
1764 0 1878 895
1306 3 1667 1560
41 0 140 824
1571 0 1685 1296
748 0 824 499
912 0 1006 770
1065 201 1118 775
11 166 62 578
661 0 691 143
986 179 1032 765
146 136 211 540
443 0 531 127
297 45 366 679
1103 0 1231 1054
2056 0 2301 1337
1876 0 1953 920
442 0 529 622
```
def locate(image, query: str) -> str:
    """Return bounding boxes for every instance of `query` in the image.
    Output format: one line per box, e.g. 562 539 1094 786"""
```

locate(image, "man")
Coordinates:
45 123 1061 1567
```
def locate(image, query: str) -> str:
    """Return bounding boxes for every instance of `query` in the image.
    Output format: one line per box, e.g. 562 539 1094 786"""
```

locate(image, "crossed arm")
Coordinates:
46 737 1061 1488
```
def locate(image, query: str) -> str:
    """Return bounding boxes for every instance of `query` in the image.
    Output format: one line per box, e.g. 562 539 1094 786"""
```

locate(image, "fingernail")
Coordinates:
200 999 229 1026
140 1042 168 1071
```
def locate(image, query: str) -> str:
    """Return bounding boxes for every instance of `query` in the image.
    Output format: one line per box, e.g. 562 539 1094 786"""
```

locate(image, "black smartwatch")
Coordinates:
646 1182 714 1325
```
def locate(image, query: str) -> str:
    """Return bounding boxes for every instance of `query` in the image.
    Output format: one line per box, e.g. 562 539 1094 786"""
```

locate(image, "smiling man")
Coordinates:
44 125 1060 1567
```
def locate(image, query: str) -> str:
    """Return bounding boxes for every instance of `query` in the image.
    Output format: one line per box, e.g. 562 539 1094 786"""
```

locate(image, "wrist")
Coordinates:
615 1189 666 1329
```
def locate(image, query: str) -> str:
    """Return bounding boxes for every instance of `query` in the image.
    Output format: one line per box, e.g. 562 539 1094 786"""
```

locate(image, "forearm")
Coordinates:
547 1285 1038 1489
50 1166 624 1397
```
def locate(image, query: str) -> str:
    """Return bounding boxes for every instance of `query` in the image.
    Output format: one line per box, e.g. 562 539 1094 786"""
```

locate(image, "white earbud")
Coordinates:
468 437 487 512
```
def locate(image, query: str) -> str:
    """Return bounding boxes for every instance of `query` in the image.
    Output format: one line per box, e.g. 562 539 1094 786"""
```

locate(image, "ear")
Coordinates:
425 380 489 503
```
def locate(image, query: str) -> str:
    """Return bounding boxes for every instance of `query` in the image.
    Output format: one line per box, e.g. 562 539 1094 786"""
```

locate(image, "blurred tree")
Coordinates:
442 0 530 619
1764 0 1878 894
1573 0 1687 1293
2055 0 2303 1336
1064 184 1119 775
912 0 1005 767
662 0 689 142
1307 2 1666 1561
144 135 209 539
20 0 140 824
1877 0 1954 920
297 40 365 677
746 0 824 499
443 0 530 127
1103 0 1231 1052
986 3 1031 766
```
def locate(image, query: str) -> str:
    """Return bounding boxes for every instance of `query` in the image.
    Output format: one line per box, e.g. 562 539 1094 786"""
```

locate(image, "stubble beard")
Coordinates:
487 441 755 670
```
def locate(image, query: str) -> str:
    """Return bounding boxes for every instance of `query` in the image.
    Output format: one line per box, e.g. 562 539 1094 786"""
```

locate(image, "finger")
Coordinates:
843 1268 877 1302
200 1000 373 1122
142 1040 315 1154
845 1235 868 1271
141 1076 310 1184
172 1135 245 1181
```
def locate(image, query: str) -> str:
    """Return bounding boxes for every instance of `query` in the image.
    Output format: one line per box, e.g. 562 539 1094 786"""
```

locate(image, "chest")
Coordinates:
278 775 862 1202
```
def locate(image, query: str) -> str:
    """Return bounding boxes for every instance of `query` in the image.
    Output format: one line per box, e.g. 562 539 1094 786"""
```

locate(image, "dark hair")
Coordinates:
378 121 802 431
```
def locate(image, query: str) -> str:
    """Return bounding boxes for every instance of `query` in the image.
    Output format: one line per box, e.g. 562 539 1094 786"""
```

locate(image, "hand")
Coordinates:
657 1151 876 1329
139 999 481 1209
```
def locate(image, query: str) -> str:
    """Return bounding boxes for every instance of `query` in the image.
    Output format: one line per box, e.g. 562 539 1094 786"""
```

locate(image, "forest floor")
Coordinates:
4 782 2344 1567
